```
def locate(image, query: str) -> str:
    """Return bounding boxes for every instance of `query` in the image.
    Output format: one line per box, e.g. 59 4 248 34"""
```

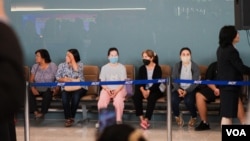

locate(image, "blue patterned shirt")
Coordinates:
55 62 87 90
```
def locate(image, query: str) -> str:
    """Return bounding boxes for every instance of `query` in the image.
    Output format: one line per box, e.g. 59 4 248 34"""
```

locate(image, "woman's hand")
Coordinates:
182 90 187 97
67 52 75 63
110 89 117 98
109 90 116 98
62 77 72 82
142 89 150 99
214 88 220 96
52 87 60 96
103 87 113 97
31 87 39 95
177 88 185 97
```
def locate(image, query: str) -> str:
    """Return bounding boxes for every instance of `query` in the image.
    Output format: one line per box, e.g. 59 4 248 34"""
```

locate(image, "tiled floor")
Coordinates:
16 118 222 141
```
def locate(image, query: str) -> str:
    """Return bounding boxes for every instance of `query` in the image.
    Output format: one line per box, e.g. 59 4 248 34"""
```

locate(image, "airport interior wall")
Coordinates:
5 0 250 68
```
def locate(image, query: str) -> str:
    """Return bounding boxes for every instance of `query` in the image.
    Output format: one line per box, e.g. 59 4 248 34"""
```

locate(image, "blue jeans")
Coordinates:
171 90 197 118
61 88 87 119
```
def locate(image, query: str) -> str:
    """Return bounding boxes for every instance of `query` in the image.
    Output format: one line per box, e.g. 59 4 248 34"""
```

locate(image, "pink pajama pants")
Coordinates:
97 87 127 121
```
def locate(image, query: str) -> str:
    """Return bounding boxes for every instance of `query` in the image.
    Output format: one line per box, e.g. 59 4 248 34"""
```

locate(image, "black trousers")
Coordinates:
133 90 163 120
29 88 53 114
0 114 16 141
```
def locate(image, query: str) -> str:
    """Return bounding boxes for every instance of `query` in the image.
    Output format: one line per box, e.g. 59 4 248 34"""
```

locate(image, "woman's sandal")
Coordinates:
65 119 74 127
70 118 74 123
140 119 150 130
34 111 44 119
35 113 44 119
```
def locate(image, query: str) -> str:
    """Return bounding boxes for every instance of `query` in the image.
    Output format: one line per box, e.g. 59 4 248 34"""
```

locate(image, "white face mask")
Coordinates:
181 56 191 63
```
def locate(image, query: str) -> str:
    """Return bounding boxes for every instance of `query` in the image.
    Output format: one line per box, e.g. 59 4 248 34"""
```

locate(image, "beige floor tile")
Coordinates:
16 119 222 141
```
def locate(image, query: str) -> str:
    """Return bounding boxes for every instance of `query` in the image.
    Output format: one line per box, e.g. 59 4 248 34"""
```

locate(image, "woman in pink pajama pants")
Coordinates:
97 47 127 123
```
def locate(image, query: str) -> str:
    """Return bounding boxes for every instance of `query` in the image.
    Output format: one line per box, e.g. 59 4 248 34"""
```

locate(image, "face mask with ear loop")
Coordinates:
181 56 191 63
142 59 150 65
109 56 119 64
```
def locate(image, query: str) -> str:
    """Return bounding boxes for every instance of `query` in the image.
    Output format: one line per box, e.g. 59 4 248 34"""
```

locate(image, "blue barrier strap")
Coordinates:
29 78 250 87
30 78 168 87
173 79 250 86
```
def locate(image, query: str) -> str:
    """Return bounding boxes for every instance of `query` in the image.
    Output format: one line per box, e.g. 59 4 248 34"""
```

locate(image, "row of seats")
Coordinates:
23 64 249 121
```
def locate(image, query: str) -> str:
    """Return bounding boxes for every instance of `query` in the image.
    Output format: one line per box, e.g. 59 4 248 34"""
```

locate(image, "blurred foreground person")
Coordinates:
96 124 147 141
0 0 26 140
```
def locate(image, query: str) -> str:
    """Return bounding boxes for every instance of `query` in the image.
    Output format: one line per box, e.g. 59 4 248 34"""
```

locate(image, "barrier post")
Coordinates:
167 77 172 141
24 81 30 141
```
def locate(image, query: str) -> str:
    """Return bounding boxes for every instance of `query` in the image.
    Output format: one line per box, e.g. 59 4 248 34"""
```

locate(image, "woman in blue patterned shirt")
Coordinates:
56 49 87 127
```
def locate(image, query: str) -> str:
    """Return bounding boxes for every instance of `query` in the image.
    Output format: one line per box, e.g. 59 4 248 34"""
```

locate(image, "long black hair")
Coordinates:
219 25 237 48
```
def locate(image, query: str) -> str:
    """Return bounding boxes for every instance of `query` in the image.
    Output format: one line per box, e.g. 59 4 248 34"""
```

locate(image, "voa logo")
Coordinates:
226 129 246 136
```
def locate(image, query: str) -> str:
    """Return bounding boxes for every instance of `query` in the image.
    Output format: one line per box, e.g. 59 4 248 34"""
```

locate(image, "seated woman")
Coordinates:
55 49 88 127
195 61 246 131
29 49 58 119
97 47 127 124
171 47 200 127
133 49 163 130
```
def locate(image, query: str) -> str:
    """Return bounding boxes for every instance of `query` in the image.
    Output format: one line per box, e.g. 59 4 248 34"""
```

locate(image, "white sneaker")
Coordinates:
95 122 99 129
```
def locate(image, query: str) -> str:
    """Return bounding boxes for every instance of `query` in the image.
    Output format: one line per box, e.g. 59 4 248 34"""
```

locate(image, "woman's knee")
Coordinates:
98 98 109 109
113 101 124 110
195 92 202 99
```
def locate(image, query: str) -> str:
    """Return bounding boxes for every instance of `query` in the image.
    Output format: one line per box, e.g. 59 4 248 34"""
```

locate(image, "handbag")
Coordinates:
64 78 82 92
36 87 49 92
159 83 166 93
125 78 133 97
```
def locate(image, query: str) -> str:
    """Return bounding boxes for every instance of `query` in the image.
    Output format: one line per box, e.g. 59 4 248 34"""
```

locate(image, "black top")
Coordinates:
205 61 217 80
136 64 162 92
216 44 250 90
0 22 25 120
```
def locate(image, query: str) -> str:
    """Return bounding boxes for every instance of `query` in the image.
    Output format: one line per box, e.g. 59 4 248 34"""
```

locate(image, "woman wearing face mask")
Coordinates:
97 47 127 124
171 47 200 127
55 49 88 127
133 49 163 130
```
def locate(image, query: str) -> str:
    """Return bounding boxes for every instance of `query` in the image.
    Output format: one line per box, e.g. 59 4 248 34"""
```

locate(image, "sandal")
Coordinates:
34 111 39 116
65 119 74 127
70 118 74 123
140 120 150 130
34 111 44 119
35 113 44 119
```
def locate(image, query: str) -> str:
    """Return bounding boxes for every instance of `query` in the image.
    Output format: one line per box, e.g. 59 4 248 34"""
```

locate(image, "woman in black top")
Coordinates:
217 25 250 125
133 49 163 130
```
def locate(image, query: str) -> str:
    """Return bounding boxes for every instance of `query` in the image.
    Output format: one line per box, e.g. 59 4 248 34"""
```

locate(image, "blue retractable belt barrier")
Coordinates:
173 79 250 86
30 79 250 87
29 78 168 87
26 78 250 141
